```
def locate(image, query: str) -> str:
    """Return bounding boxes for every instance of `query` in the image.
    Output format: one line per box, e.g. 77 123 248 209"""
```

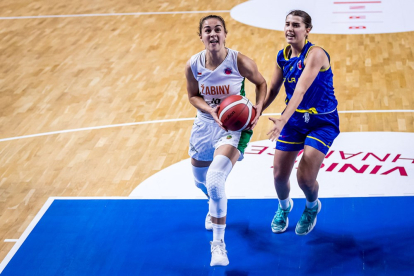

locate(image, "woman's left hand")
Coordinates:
267 117 286 141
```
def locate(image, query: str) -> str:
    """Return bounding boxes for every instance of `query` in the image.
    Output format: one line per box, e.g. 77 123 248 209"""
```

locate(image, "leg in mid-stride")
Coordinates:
191 159 213 231
191 154 230 266
270 145 325 235
271 149 298 233
295 145 325 235
207 144 240 266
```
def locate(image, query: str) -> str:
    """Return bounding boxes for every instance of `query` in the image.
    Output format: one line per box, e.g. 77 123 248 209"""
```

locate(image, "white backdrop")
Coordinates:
230 0 414 34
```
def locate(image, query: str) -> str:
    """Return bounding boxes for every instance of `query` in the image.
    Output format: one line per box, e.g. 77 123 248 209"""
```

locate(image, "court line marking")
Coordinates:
0 196 178 273
4 240 18 243
0 10 230 20
0 196 147 273
333 11 382 13
0 110 413 143
334 1 381 3
332 21 383 23
0 197 54 274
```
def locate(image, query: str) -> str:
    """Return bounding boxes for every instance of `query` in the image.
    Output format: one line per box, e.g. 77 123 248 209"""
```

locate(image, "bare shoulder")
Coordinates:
307 46 327 59
185 58 193 74
237 52 255 67
237 52 258 77
305 46 330 68
185 58 192 69
307 46 330 64
185 58 197 82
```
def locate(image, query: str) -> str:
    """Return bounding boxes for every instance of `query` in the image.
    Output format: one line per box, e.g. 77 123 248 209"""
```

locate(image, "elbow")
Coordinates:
268 87 279 97
260 80 268 89
188 94 196 104
294 88 307 97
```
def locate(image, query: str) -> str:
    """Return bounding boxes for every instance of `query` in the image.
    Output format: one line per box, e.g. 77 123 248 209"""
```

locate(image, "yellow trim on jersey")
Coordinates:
283 41 309 60
276 62 281 69
305 45 315 59
296 107 318 114
277 139 304 145
283 45 290 60
307 136 330 148
304 45 331 72
320 66 331 72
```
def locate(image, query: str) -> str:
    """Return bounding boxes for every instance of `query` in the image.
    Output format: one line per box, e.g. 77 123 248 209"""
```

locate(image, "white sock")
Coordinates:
279 197 291 210
212 223 226 242
306 199 318 209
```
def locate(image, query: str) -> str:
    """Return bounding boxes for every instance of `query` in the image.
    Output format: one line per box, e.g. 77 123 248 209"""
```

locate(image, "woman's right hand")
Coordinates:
210 106 227 131
267 117 286 141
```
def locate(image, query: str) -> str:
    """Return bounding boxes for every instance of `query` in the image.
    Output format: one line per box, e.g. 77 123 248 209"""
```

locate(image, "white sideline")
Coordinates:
0 110 413 143
0 10 230 20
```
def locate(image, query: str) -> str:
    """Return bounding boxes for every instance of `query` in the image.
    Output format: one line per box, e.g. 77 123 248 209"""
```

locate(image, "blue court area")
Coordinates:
2 198 414 275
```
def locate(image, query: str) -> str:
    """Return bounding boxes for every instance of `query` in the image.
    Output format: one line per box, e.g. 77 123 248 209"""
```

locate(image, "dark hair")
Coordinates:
198 15 228 36
286 10 313 30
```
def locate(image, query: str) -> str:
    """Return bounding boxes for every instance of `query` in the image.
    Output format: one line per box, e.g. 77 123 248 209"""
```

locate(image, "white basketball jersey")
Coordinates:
190 48 245 120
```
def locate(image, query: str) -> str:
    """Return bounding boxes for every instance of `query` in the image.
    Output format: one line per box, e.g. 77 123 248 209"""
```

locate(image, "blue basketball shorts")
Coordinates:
276 110 340 155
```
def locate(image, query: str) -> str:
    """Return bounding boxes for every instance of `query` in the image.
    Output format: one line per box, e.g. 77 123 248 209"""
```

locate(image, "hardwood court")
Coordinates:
0 0 413 263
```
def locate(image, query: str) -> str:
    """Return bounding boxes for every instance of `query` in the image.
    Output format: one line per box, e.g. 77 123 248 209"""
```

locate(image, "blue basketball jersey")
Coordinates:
276 41 338 114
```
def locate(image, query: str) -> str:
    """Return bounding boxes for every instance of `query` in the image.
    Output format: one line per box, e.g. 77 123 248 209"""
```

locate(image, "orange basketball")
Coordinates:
217 95 256 131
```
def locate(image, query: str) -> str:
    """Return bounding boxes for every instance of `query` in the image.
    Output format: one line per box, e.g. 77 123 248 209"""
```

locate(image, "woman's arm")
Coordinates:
237 53 267 129
263 62 284 111
185 59 225 129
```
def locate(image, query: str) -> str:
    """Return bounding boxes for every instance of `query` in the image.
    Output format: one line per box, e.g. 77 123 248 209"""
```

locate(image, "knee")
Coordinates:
206 155 233 200
192 165 208 188
206 170 226 200
273 165 290 185
297 167 315 189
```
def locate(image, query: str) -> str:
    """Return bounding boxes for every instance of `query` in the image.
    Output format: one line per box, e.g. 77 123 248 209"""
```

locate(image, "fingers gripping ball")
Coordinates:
217 95 256 131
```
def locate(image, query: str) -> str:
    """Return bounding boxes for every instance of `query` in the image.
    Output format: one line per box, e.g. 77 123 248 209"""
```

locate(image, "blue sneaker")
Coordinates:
271 199 293 233
295 199 322 235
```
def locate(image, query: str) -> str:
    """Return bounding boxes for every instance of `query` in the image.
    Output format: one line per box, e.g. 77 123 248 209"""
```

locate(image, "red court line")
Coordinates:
333 11 382 13
334 1 381 3
332 21 383 23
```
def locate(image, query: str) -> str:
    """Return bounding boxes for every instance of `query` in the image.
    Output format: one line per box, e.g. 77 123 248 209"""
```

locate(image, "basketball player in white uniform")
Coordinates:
185 15 267 266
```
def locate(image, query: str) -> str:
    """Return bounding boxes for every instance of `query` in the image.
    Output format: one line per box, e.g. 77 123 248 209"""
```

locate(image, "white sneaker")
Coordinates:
205 212 212 230
210 240 229 266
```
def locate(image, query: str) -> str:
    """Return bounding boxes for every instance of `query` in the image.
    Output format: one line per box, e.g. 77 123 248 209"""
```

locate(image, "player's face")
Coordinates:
200 19 227 52
284 15 310 44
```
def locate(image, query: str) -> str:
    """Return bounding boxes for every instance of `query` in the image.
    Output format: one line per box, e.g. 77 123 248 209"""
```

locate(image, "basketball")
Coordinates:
217 95 256 131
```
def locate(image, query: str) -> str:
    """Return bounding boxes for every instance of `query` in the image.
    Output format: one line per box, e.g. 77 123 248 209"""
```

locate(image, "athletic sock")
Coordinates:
306 199 318 209
212 223 226 242
279 197 291 210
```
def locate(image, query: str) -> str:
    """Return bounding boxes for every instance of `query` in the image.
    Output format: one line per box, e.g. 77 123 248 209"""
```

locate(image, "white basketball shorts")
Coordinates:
188 116 253 162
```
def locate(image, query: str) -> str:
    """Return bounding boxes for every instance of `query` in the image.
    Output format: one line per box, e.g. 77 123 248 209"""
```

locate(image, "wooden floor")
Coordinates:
0 0 413 261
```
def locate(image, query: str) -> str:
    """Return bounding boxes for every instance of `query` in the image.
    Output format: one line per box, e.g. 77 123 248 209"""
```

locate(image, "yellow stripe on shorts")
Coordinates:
307 136 330 148
277 139 304 145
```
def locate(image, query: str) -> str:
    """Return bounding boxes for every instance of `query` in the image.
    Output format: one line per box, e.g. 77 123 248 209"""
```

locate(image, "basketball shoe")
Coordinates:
210 240 229 266
271 198 293 233
205 212 212 230
295 199 321 235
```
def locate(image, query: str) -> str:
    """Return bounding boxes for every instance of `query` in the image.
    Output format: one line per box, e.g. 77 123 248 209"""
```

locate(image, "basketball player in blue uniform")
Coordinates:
263 10 340 235
185 15 266 265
